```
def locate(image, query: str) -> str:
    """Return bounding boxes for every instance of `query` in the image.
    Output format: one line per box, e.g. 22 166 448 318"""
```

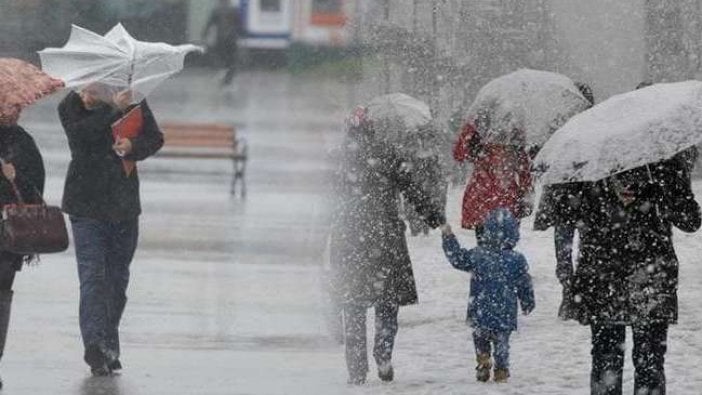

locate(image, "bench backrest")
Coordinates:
160 122 235 149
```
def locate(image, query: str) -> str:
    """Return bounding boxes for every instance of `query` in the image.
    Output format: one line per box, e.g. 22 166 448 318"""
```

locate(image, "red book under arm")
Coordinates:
111 104 143 141
111 104 143 176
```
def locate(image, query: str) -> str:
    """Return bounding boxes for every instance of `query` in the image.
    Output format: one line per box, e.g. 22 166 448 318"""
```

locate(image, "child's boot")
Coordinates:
494 368 510 383
475 353 491 382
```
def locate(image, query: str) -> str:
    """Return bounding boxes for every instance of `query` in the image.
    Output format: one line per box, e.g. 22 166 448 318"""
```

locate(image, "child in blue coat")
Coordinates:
441 208 535 383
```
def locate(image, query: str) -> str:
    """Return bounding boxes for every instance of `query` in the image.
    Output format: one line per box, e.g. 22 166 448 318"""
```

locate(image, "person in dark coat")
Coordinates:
441 208 534 383
401 154 447 236
329 109 445 385
202 0 242 86
0 119 45 389
534 82 596 320
541 153 700 395
58 84 163 376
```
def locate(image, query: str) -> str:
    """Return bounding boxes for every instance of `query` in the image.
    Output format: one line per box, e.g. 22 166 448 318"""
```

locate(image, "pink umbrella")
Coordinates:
0 58 64 126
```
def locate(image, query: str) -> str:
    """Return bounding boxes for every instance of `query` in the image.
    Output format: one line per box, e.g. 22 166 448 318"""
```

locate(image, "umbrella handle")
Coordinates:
646 164 667 226
128 57 135 86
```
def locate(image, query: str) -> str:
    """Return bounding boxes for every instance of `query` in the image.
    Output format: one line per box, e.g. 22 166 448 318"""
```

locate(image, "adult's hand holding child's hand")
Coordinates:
440 224 452 236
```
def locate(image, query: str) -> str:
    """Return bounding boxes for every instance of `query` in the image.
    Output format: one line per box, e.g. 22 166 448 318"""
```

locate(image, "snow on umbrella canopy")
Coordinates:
467 68 591 148
357 93 437 156
534 80 702 185
39 24 202 101
0 58 64 126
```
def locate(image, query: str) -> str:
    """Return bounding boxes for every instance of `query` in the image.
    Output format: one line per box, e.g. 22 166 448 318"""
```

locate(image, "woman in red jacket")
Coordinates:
453 119 533 243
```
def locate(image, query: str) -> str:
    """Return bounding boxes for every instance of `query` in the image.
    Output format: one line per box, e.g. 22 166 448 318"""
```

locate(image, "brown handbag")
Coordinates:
0 179 69 255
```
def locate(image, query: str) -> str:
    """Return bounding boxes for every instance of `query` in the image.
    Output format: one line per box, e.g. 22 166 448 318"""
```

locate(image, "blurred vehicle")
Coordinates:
237 0 356 50
292 0 355 47
239 0 293 50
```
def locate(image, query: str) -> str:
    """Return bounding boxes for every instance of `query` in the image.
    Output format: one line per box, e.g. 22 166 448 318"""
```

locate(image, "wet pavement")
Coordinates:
6 68 359 394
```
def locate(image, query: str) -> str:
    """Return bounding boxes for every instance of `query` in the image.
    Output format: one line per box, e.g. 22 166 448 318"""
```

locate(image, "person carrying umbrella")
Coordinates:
0 58 63 388
534 81 702 395
452 115 533 243
329 98 446 385
57 84 163 376
40 23 199 376
454 69 591 243
534 81 595 321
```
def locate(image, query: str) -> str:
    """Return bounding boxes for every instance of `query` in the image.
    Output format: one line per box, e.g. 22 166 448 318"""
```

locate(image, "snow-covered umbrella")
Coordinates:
0 58 64 125
534 81 702 185
39 24 202 100
467 68 591 147
353 93 437 156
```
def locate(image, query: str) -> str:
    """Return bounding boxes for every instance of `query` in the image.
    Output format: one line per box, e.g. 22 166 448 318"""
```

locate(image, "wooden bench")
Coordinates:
157 122 248 196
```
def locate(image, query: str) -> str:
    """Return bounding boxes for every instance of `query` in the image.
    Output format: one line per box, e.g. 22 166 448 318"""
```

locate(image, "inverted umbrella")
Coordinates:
534 81 702 185
467 69 591 147
0 58 64 125
39 24 202 100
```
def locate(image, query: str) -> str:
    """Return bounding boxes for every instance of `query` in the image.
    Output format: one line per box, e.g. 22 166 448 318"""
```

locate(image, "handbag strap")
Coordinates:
8 179 25 205
1 160 44 206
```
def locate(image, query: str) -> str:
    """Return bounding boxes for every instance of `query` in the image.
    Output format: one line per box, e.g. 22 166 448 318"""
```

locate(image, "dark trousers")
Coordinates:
591 323 668 395
0 259 16 361
215 38 237 85
343 301 399 379
71 217 138 363
0 259 16 291
473 328 511 369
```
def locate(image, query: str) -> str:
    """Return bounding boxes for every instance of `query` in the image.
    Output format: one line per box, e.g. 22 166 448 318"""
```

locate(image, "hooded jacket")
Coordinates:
442 208 535 331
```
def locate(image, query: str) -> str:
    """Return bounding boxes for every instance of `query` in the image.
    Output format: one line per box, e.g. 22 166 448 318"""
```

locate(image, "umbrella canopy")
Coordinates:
467 69 591 147
359 93 437 156
0 58 64 125
39 24 202 100
534 81 702 185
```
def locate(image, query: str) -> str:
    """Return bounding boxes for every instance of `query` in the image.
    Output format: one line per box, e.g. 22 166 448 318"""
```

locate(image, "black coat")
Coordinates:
330 130 445 307
0 125 45 268
59 92 164 221
547 158 701 325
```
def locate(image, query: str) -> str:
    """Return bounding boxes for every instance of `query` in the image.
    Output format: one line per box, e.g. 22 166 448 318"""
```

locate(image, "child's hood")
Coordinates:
482 208 520 250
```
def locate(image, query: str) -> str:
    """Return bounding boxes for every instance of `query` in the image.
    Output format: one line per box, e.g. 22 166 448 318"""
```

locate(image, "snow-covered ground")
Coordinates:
356 185 702 395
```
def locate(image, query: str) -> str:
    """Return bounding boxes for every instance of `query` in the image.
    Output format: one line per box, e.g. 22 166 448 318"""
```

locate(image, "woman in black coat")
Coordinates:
58 85 163 375
330 120 445 385
546 152 700 395
0 120 45 388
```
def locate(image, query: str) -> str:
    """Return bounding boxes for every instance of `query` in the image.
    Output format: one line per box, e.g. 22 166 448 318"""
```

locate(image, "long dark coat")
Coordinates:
59 91 164 222
543 157 701 325
0 125 45 269
330 130 445 308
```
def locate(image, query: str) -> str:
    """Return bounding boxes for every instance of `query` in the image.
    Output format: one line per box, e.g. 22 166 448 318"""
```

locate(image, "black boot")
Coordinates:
377 360 394 382
0 290 13 389
84 344 110 376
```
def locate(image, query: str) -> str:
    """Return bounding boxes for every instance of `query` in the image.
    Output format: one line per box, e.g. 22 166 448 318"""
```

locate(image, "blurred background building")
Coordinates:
0 0 360 59
356 0 702 128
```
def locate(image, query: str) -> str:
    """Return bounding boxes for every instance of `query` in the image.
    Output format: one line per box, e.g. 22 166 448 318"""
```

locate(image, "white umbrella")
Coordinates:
362 93 436 155
467 69 591 147
534 81 702 185
39 24 202 100
365 93 432 132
